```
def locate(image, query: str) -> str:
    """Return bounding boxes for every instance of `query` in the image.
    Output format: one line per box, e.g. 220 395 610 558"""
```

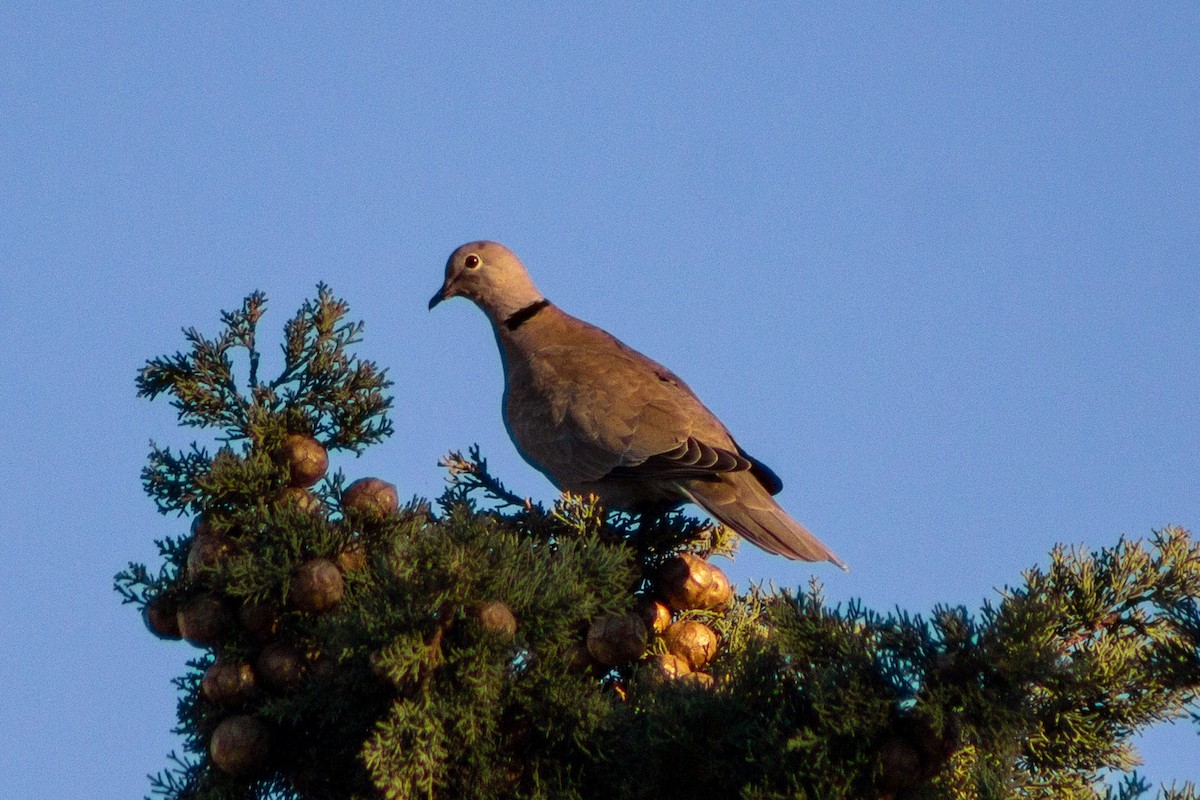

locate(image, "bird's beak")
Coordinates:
428 287 447 310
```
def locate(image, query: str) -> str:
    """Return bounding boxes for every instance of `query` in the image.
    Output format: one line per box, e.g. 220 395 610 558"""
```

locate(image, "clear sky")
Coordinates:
1 4 1196 796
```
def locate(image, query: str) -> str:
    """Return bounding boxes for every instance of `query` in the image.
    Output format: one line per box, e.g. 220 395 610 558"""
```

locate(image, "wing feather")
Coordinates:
504 323 779 494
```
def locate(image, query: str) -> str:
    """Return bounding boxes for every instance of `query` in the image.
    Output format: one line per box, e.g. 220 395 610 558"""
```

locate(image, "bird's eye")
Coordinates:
464 254 481 269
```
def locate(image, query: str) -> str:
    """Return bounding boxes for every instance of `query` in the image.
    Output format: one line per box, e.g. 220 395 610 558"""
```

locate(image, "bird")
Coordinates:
429 240 846 569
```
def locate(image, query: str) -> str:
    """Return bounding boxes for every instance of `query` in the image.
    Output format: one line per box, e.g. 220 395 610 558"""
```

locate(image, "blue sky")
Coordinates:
1 4 1197 795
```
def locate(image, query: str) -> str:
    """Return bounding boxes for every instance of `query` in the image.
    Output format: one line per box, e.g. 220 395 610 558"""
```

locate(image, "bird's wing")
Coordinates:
507 329 779 492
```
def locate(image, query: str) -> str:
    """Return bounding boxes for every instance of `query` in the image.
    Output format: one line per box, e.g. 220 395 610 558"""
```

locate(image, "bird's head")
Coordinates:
429 241 544 321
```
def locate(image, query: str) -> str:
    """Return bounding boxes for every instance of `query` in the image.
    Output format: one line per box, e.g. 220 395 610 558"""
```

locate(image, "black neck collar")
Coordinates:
503 298 550 331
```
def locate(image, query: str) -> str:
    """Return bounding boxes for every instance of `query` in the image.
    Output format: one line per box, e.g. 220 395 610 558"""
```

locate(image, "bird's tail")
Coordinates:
679 472 847 570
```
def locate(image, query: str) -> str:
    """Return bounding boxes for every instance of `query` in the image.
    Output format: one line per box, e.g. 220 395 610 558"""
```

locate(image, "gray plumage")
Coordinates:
430 240 846 569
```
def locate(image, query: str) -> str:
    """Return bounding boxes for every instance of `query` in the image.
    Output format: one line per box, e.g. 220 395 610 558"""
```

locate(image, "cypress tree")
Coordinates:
116 288 1200 800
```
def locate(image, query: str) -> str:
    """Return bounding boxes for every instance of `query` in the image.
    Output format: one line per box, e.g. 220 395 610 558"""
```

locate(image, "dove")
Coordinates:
429 240 846 568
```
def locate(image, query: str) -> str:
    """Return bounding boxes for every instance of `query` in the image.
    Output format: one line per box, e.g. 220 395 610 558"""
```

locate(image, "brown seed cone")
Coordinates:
238 601 281 643
341 477 399 517
201 659 257 705
288 558 345 614
586 613 648 667
176 593 235 648
471 600 518 640
274 486 324 516
566 640 601 675
663 620 719 671
659 554 732 611
306 649 338 683
635 597 672 635
190 513 215 539
186 532 237 579
277 433 328 488
209 714 270 777
677 671 715 690
638 653 692 689
877 736 923 797
336 540 368 573
879 714 958 795
144 595 182 640
256 640 306 693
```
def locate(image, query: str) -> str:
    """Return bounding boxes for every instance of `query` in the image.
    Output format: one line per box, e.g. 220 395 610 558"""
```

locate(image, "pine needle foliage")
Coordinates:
118 289 1199 800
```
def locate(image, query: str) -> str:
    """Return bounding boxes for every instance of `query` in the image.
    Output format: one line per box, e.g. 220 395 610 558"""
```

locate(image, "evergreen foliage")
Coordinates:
117 289 1200 800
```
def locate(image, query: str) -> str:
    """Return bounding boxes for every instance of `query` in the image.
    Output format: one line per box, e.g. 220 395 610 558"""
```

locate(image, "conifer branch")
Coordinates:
136 286 392 451
439 445 533 511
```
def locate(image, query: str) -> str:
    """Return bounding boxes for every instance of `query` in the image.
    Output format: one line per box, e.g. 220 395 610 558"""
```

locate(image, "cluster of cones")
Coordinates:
140 435 741 778
579 552 733 692
141 434 399 778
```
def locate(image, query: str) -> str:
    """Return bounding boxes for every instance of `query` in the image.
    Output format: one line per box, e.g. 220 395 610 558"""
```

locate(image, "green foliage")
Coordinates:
118 290 1199 800
136 285 392 453
595 531 1200 800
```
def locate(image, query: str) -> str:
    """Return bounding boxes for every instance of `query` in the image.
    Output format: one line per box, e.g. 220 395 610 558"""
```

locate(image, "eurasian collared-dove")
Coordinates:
429 240 846 569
